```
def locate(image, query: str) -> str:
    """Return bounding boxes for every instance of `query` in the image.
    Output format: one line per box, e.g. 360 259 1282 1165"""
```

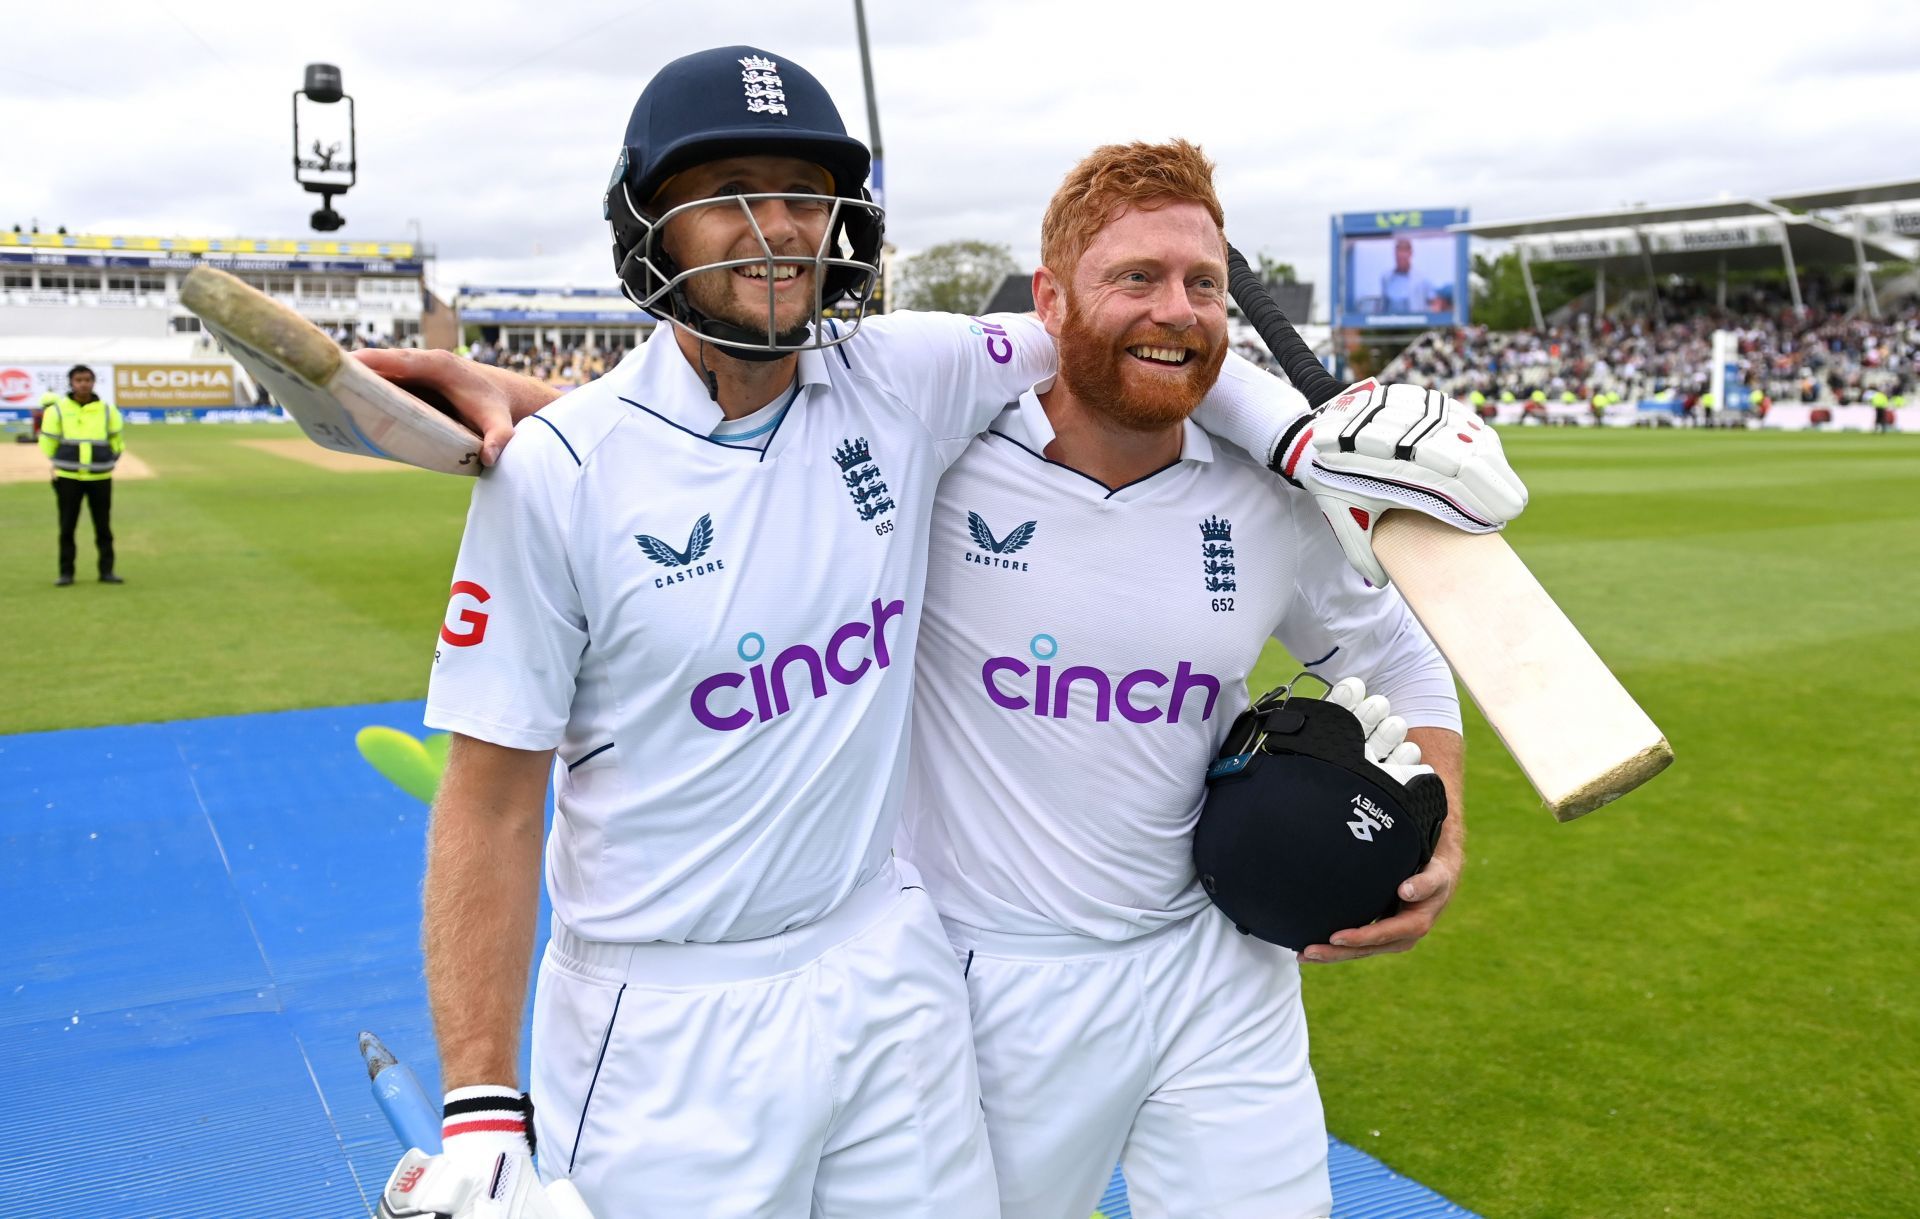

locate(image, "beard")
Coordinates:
680 261 816 342
1056 297 1228 432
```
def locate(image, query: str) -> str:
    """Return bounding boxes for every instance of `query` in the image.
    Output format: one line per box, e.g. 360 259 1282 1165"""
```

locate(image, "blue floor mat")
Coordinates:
0 703 1476 1218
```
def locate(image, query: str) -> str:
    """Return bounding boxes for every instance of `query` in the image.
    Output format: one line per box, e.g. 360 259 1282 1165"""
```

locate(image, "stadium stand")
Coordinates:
1387 285 1918 409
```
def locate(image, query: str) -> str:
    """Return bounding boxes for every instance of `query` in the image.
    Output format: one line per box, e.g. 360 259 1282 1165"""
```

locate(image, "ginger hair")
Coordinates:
1039 139 1226 281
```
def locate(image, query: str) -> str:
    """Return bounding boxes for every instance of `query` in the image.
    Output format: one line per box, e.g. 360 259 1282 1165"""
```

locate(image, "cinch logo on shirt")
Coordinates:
980 633 1222 725
689 597 907 731
969 317 1014 364
964 511 1035 571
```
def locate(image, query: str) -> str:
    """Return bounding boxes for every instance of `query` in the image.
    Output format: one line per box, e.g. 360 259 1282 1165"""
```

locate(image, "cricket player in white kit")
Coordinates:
379 47 1521 1219
897 142 1489 1219
369 48 1525 1219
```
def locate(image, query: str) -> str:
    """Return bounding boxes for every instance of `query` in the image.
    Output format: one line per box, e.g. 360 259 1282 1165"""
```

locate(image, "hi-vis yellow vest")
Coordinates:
39 396 124 481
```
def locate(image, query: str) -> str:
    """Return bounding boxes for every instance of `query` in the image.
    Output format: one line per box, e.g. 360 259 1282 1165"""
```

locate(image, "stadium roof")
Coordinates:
1450 200 1778 240
1770 178 1920 211
0 232 419 259
980 274 1035 314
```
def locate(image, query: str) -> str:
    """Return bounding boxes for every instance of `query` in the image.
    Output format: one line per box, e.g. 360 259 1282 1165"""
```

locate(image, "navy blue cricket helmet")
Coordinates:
604 45 884 357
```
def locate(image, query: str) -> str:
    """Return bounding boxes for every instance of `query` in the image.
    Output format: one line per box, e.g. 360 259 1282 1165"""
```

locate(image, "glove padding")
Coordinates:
380 1086 593 1219
1325 675 1433 786
378 1147 595 1219
1276 378 1529 588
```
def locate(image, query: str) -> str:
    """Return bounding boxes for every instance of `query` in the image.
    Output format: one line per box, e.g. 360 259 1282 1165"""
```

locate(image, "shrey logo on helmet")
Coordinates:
603 45 885 358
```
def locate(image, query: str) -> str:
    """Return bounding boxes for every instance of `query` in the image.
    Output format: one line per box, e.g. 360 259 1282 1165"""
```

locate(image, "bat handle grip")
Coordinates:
372 1060 443 1153
1225 243 1344 408
363 1031 444 1154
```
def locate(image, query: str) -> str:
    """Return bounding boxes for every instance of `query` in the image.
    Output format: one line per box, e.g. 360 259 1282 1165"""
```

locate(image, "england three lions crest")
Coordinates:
739 55 789 116
835 437 896 535
1200 515 1236 606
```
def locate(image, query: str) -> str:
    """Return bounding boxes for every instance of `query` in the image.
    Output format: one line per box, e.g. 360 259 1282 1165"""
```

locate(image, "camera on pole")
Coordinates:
292 63 357 233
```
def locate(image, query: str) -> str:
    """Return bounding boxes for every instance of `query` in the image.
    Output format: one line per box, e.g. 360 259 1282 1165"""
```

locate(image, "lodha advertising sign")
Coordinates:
114 363 241 407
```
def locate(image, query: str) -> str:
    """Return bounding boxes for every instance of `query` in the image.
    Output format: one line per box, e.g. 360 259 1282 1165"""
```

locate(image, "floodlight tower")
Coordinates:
852 0 889 309
292 64 357 232
852 0 884 210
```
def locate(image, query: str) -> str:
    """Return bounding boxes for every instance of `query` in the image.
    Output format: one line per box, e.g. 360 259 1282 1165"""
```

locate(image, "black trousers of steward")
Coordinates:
53 477 114 578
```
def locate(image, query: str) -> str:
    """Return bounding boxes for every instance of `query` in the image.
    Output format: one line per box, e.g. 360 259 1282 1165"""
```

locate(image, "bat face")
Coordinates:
180 266 482 476
1371 512 1672 819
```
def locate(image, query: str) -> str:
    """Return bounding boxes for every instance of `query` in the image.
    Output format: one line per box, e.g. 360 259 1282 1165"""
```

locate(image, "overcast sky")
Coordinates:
8 0 1917 308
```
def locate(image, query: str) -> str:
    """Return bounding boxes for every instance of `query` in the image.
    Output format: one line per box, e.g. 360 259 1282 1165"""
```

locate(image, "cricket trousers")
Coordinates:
53 477 114 578
530 859 998 1219
945 906 1333 1219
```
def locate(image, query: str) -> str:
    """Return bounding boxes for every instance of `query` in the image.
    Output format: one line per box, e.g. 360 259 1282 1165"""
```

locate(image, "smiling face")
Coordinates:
1042 199 1230 431
650 155 836 338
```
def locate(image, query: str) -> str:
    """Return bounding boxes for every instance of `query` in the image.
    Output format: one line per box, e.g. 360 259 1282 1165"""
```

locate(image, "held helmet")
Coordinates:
1194 681 1448 952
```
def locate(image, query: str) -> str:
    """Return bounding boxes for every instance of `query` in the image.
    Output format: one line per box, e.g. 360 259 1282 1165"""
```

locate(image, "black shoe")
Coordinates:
56 574 74 587
99 573 125 585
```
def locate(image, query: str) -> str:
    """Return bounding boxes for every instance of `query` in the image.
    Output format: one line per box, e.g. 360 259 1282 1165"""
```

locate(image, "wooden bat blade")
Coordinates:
180 266 481 475
1373 512 1672 820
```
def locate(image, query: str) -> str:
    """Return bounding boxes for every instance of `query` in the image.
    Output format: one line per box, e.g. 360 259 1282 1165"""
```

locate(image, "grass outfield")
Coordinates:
5 424 1918 1215
0 425 471 732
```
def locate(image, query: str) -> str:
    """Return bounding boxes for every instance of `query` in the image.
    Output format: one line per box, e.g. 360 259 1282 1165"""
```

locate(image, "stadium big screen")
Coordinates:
1330 208 1469 329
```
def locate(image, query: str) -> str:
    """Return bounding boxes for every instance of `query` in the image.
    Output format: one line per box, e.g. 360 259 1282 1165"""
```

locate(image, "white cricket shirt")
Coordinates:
424 313 1311 944
900 387 1461 941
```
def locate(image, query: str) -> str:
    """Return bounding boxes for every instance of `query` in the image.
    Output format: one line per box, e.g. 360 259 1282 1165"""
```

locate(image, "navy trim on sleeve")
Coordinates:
567 742 615 771
825 319 853 369
528 414 582 466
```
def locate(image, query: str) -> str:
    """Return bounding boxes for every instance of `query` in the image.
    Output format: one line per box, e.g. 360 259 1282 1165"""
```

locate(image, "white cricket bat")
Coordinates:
179 266 482 475
1373 512 1673 820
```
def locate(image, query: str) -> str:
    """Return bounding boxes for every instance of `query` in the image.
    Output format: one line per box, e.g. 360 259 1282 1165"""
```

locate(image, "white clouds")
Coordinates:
8 0 1911 301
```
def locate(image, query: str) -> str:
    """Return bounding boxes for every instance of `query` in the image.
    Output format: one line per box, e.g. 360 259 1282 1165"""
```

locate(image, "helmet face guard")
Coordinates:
609 180 883 358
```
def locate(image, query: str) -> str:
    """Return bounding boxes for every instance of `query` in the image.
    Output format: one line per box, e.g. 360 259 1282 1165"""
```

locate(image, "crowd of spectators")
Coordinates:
1386 283 1918 407
466 340 622 388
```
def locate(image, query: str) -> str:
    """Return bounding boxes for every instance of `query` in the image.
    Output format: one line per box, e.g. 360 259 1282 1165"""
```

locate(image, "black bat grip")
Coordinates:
1226 243 1344 408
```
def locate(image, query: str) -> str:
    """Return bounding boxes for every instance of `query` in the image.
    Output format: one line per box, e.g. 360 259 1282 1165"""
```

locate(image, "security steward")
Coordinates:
40 364 125 586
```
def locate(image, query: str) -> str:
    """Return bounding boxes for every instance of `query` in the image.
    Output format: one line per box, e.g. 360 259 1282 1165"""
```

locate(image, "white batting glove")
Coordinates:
1273 379 1528 588
1326 676 1434 787
378 1087 594 1219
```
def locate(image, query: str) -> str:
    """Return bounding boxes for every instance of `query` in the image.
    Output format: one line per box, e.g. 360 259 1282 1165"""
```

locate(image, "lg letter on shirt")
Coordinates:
441 581 491 647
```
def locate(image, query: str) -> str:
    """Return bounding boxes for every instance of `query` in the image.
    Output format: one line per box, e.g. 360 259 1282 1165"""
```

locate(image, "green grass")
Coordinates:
5 425 1918 1216
0 425 471 732
1255 430 1920 1217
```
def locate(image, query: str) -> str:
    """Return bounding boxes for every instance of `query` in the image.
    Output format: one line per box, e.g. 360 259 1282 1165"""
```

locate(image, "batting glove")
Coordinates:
1273 379 1528 588
378 1086 594 1219
1326 676 1434 787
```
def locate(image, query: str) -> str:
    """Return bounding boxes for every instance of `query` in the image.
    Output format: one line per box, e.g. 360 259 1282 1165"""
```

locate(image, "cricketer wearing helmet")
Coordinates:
895 140 1467 1219
365 46 1521 1219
